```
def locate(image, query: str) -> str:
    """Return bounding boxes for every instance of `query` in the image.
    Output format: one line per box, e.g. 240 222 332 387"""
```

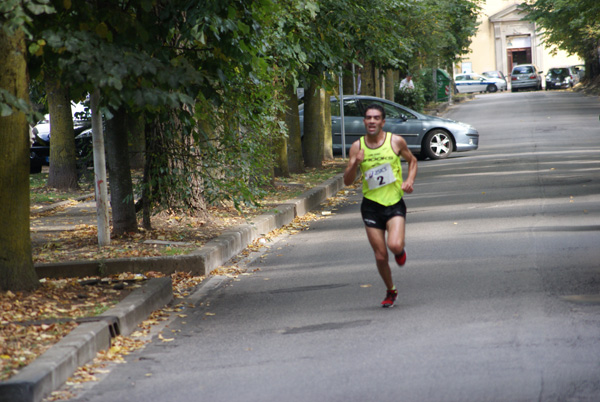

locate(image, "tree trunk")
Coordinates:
46 78 78 190
145 113 208 217
0 27 38 291
385 69 395 101
273 87 290 178
273 127 289 177
105 107 138 235
342 63 356 95
142 121 154 230
375 67 381 98
90 90 110 246
302 76 323 168
322 88 333 160
362 61 377 97
585 43 600 80
127 113 145 169
283 81 304 174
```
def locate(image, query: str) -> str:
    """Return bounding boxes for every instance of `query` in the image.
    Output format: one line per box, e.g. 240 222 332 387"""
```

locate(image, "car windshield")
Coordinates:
331 99 361 117
513 66 534 74
363 100 416 120
549 68 568 76
483 72 502 79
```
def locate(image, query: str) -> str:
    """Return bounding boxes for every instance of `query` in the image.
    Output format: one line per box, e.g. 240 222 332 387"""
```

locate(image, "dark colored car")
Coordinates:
510 64 543 92
30 150 44 174
299 95 479 160
545 66 580 90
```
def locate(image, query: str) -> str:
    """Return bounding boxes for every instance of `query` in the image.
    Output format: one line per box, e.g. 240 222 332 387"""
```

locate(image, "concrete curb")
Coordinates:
0 277 173 402
34 173 346 279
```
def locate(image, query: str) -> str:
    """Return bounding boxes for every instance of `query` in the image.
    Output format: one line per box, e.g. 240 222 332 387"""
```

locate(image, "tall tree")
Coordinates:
0 3 46 291
302 72 325 167
322 87 333 160
105 107 137 234
282 82 304 174
28 0 202 230
45 77 78 190
523 0 600 80
264 0 317 174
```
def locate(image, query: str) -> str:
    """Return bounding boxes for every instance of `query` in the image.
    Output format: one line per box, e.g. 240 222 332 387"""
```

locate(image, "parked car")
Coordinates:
571 64 585 81
545 66 580 90
299 95 479 160
510 64 543 92
481 70 508 89
29 126 43 174
31 102 91 165
454 73 507 93
30 150 44 174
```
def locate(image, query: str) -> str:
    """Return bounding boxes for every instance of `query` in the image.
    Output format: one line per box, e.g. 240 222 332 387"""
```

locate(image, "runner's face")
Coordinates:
363 109 385 136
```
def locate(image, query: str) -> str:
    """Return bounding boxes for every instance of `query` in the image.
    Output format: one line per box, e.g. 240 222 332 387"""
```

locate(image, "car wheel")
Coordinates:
422 129 452 160
30 151 43 174
486 84 498 93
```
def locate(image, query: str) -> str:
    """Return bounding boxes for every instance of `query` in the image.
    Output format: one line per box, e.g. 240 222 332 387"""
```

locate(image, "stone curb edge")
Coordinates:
34 173 346 279
0 277 173 402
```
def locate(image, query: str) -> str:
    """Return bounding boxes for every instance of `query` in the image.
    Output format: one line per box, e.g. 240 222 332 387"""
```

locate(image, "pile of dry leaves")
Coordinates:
0 271 208 383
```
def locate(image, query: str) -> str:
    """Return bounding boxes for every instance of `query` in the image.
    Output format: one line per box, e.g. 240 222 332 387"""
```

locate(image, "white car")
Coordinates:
454 73 507 93
32 102 90 144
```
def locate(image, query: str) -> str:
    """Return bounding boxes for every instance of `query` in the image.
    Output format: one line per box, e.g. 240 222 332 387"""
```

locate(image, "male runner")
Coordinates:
343 104 417 308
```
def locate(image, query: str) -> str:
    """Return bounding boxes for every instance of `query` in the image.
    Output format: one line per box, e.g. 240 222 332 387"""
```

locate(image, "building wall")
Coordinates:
456 0 582 77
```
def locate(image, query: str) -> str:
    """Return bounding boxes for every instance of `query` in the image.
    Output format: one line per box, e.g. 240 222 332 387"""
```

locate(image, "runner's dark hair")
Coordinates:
364 103 386 120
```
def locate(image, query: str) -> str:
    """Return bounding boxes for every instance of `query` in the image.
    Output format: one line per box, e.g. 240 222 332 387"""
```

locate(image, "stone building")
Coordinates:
457 0 582 77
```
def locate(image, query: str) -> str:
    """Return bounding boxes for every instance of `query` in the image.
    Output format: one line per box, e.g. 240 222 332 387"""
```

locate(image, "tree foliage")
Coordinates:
1 0 490 289
522 0 600 79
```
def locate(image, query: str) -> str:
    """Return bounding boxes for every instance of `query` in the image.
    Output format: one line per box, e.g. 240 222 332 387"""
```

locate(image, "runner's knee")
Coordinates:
388 240 405 255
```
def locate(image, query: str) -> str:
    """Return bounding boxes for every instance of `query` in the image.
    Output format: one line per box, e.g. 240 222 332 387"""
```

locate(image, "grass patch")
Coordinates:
30 171 94 205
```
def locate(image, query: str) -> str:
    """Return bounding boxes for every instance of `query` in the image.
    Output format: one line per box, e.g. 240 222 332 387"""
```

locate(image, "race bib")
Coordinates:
364 163 396 190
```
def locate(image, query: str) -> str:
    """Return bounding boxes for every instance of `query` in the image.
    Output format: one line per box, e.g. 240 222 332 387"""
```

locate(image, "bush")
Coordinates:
394 85 426 112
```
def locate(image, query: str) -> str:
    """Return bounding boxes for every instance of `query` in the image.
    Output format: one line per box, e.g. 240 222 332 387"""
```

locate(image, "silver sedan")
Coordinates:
300 95 479 160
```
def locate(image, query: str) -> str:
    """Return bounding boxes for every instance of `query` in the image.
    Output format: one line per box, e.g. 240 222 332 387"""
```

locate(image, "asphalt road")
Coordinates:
70 90 600 402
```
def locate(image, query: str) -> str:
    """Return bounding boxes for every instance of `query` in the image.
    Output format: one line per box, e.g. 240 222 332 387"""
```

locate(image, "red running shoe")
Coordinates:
395 250 406 266
381 289 398 308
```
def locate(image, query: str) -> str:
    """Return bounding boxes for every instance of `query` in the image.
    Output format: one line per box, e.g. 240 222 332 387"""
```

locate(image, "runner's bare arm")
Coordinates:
392 134 417 193
343 140 364 186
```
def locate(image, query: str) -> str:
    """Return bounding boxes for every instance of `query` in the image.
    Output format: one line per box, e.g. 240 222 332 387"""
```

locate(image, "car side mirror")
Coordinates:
400 114 408 122
539 71 544 75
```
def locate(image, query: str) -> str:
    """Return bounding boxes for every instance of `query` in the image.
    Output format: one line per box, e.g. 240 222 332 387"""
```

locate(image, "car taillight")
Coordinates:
529 75 537 79
511 76 517 81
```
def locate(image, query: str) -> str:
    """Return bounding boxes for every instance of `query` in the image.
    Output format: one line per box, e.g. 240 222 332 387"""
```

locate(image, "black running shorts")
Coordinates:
360 197 407 230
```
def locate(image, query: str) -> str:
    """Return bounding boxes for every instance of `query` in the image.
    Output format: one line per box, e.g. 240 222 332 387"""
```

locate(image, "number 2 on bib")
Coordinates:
365 163 396 190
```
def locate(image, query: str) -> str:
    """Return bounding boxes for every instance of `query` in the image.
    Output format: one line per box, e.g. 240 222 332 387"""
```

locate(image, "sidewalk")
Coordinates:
31 173 345 279
1 173 345 402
